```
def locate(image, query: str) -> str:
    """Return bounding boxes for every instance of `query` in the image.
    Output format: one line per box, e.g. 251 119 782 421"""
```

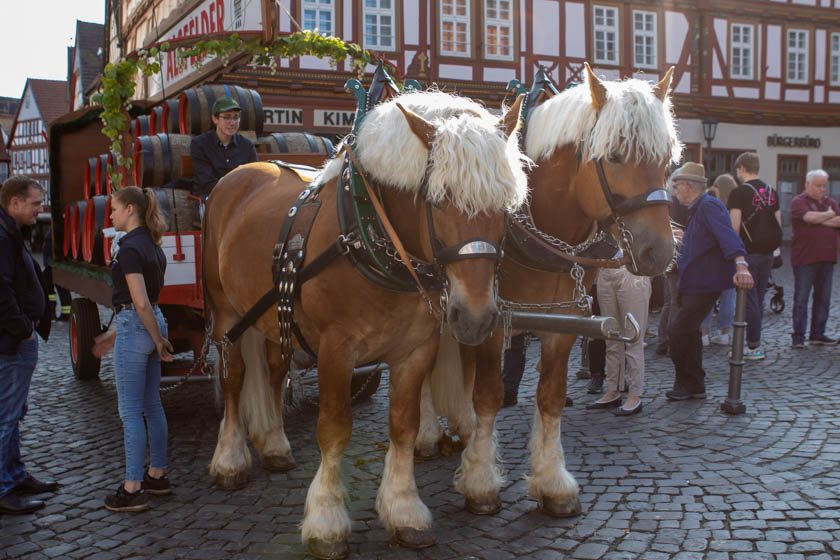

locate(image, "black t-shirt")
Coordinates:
727 178 780 252
110 227 167 306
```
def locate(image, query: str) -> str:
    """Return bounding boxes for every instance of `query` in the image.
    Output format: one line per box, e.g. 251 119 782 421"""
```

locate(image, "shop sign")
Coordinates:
147 0 263 98
264 107 304 126
314 110 356 128
767 134 821 148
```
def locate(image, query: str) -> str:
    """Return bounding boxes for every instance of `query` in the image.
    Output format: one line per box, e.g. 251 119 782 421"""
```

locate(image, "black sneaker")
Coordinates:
586 376 604 394
142 471 172 496
104 485 149 512
809 336 838 345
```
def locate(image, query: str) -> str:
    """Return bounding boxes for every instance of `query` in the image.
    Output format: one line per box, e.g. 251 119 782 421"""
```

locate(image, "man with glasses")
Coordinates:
190 96 257 197
790 169 840 347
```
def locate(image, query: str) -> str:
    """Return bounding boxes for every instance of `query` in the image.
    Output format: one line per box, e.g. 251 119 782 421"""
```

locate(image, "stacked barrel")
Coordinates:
64 83 335 266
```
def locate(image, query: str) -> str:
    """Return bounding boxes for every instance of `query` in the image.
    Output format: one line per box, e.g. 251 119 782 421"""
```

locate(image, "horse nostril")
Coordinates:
448 304 461 325
481 310 499 334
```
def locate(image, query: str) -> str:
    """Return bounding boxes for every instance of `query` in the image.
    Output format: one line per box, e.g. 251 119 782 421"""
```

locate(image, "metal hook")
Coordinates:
606 312 641 343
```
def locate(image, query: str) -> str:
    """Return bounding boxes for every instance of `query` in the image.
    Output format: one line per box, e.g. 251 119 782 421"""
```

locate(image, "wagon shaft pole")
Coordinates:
502 310 641 343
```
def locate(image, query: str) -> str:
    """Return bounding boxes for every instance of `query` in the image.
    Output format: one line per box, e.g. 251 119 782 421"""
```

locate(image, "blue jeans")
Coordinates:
0 337 38 497
792 262 835 344
114 308 169 481
745 253 773 347
702 288 736 332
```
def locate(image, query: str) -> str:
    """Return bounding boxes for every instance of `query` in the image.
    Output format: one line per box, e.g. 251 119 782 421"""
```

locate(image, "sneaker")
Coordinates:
587 376 604 394
743 347 766 361
702 334 710 347
666 389 706 400
809 336 838 345
142 471 172 496
791 341 805 349
104 485 149 512
710 333 731 346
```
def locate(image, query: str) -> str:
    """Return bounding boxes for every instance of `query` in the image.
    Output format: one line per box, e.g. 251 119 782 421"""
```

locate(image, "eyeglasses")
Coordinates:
218 114 241 122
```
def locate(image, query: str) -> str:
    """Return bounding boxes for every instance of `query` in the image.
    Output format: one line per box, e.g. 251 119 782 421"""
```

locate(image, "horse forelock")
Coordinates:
319 91 528 217
526 78 683 165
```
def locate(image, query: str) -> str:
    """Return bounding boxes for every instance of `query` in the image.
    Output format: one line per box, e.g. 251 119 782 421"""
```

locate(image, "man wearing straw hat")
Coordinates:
190 96 257 198
666 162 754 401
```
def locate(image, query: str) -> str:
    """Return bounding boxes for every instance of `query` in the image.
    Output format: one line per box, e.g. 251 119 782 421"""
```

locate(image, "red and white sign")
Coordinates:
147 0 264 98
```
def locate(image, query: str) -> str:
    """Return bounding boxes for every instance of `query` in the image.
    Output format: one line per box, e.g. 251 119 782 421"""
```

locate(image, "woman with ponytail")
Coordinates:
104 186 174 512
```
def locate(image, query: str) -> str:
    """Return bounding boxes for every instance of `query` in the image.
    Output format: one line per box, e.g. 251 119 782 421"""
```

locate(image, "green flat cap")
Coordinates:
212 96 241 115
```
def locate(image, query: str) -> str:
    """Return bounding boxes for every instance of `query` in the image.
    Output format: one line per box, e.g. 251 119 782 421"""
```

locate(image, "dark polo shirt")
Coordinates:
110 227 167 306
190 130 257 196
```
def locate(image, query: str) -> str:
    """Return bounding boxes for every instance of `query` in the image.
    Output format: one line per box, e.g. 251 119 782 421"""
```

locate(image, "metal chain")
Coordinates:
282 364 386 412
371 237 438 279
159 322 216 393
510 212 610 255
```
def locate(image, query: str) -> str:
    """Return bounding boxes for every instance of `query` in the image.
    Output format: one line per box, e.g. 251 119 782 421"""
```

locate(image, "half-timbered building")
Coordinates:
105 0 840 236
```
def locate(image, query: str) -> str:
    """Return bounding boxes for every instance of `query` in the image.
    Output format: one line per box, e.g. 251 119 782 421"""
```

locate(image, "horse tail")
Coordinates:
429 325 475 441
238 327 279 439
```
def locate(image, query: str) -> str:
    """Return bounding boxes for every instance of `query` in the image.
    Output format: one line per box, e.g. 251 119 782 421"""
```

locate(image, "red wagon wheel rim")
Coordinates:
70 314 79 365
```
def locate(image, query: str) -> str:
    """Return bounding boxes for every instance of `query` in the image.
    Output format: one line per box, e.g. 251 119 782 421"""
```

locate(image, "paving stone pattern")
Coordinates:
1 262 839 559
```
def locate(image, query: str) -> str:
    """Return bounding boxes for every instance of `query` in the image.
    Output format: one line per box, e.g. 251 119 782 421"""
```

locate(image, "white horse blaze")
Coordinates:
376 446 432 532
527 410 579 502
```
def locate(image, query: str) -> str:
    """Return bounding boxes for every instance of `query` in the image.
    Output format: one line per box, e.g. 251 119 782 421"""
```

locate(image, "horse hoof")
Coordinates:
542 496 582 518
307 538 348 560
465 497 502 515
414 442 440 460
262 454 296 472
395 527 436 549
213 472 248 490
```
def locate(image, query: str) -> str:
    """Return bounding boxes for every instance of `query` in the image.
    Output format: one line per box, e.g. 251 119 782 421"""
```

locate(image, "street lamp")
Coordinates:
702 117 718 173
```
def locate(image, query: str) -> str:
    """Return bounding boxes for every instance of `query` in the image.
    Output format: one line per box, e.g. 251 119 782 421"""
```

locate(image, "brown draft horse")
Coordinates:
417 64 681 516
203 90 529 558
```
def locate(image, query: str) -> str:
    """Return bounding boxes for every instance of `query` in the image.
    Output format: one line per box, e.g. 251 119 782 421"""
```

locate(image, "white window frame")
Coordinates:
440 0 471 57
830 32 840 86
302 0 335 36
593 5 619 65
484 0 514 61
632 10 657 69
363 0 395 51
730 23 754 80
786 29 809 84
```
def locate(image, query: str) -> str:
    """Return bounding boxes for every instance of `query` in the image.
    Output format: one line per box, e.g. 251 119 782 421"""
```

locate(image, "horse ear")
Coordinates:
584 62 608 113
653 66 675 101
501 94 525 138
395 103 435 151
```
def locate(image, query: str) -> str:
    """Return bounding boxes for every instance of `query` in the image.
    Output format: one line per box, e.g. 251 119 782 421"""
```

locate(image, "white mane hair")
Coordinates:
317 90 529 217
525 76 683 165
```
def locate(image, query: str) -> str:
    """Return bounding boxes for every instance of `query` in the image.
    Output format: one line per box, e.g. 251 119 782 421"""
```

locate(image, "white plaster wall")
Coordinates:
712 85 728 96
815 85 825 103
438 64 473 80
674 73 691 93
765 82 781 100
299 56 333 70
816 29 826 81
18 87 40 121
343 0 353 41
533 0 560 55
733 87 760 99
714 18 727 80
766 26 782 79
785 89 811 102
484 67 517 82
565 2 585 59
665 11 688 66
830 91 840 103
404 0 419 45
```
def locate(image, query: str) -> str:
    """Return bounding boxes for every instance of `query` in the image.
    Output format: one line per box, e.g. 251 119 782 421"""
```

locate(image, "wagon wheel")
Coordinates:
70 298 103 380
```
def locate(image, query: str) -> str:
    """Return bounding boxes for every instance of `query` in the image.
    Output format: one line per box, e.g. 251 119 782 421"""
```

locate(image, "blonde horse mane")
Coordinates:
525 76 683 165
318 90 529 218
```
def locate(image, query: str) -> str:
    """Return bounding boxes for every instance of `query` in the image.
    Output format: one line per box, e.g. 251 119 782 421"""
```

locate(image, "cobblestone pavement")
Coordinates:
2 261 839 560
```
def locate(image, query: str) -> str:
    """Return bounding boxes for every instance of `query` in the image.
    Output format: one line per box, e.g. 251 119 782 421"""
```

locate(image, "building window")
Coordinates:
364 0 394 51
831 33 840 85
302 0 334 36
440 0 470 56
632 10 656 69
786 29 808 84
593 5 619 65
731 24 754 80
485 0 513 60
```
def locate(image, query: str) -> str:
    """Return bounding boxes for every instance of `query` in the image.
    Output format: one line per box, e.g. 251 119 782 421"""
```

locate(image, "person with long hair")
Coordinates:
103 186 174 512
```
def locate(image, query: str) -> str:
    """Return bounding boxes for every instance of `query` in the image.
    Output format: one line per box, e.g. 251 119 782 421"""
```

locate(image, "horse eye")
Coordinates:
608 152 623 164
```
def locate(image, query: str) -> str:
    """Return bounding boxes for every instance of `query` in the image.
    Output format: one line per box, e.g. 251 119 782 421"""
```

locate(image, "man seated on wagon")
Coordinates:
190 96 257 199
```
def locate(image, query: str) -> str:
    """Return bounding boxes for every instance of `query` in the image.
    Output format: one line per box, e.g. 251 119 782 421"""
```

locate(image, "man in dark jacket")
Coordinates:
42 228 71 321
189 96 257 198
0 175 58 515
667 163 754 401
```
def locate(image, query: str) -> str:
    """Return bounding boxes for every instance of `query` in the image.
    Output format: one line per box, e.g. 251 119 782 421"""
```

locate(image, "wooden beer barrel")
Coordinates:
255 132 336 157
103 196 114 266
159 99 180 135
70 200 88 260
149 106 165 135
132 115 151 138
94 154 110 196
153 188 199 232
133 134 192 187
82 196 108 264
83 157 97 199
62 204 73 257
178 84 264 135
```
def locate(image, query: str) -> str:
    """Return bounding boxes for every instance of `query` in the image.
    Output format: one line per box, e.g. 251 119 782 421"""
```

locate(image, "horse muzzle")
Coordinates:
447 298 499 346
